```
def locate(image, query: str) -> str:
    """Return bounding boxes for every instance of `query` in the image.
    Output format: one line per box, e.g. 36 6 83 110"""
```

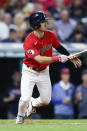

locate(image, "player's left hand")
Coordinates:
59 55 68 63
68 55 82 68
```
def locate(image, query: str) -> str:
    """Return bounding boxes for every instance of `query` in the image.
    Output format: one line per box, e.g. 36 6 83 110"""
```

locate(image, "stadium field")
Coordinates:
0 120 87 131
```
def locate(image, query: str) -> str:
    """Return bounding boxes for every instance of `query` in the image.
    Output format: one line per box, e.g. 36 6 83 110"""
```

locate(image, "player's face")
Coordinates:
39 21 47 32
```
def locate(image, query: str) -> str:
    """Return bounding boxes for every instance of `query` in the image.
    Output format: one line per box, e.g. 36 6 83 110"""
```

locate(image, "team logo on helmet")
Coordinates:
28 49 34 55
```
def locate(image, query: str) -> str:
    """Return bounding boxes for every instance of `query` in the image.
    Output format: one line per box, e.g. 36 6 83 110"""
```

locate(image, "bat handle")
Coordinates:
68 55 78 60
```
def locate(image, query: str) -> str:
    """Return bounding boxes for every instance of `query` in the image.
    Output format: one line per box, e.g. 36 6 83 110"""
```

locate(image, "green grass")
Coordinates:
0 119 87 131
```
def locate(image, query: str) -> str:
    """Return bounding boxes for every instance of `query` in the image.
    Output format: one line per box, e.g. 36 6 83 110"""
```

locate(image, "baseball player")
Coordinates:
16 11 81 124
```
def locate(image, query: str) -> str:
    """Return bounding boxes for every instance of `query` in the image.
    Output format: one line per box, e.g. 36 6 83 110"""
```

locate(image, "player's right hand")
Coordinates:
68 55 82 68
59 55 68 63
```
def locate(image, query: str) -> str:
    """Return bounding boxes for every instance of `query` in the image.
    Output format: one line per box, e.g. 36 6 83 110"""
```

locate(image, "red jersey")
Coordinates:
23 30 60 70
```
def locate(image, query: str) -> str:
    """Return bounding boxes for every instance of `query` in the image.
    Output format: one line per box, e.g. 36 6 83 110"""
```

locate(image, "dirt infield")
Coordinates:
0 120 87 125
23 121 87 125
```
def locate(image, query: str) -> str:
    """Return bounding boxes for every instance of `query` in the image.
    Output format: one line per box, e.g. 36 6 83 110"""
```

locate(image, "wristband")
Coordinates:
51 56 60 62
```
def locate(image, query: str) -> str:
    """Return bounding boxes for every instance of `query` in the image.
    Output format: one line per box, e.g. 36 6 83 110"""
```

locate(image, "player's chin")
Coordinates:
42 28 47 32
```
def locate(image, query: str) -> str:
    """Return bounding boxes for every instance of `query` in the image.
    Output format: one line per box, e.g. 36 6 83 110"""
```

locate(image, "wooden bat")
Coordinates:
68 50 87 59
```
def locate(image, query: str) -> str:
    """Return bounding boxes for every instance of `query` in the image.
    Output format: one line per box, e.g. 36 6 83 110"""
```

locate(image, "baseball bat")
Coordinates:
68 50 87 59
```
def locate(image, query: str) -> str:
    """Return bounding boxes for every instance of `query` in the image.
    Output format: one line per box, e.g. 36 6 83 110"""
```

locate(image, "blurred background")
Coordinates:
0 0 87 119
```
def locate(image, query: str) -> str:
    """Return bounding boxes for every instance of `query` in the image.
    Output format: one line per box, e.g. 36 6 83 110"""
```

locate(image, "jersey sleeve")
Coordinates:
23 37 40 58
51 32 61 48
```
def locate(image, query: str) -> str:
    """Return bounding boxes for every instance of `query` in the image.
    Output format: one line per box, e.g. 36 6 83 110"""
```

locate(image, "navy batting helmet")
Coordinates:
29 11 48 29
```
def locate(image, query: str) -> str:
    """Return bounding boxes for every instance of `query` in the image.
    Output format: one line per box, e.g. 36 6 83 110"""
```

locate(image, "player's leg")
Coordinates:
32 72 51 107
16 65 35 123
26 67 51 117
29 67 51 108
26 73 51 117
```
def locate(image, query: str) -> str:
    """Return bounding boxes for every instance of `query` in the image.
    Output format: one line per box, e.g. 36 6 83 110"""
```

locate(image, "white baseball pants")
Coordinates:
18 64 51 117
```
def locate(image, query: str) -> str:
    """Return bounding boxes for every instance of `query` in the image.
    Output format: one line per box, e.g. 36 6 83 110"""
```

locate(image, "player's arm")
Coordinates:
23 37 68 64
33 55 68 64
56 45 70 56
34 55 53 64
